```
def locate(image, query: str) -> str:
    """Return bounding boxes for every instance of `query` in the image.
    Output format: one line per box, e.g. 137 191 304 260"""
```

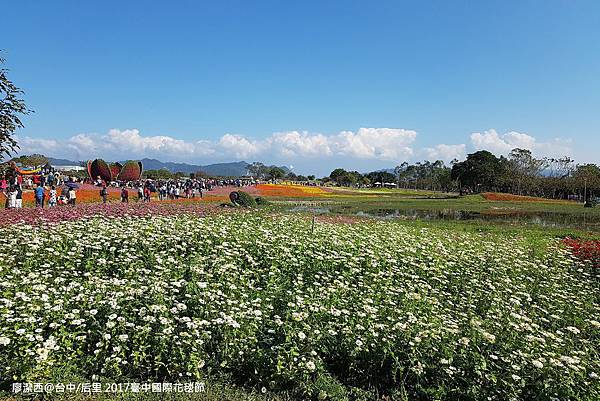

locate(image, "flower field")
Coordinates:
256 184 332 197
0 212 599 400
481 192 573 204
0 202 210 226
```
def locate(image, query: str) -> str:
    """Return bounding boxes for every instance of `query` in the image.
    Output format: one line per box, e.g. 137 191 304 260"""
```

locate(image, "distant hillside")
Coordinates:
48 157 82 167
138 159 250 176
48 157 289 177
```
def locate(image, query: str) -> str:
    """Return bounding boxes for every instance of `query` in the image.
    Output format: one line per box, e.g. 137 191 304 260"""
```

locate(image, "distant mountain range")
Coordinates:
47 157 289 177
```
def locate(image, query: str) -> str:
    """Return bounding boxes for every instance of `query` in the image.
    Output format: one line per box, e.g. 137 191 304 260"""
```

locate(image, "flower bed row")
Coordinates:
482 192 572 204
256 184 331 197
0 202 212 227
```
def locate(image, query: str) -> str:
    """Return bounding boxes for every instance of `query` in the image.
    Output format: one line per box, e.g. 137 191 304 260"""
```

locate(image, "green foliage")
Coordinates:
255 196 270 206
451 150 505 192
328 168 363 187
12 153 49 167
234 190 257 207
0 54 31 160
143 169 175 180
268 167 286 181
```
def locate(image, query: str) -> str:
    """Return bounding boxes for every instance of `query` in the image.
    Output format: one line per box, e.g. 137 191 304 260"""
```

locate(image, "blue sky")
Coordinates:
3 0 599 175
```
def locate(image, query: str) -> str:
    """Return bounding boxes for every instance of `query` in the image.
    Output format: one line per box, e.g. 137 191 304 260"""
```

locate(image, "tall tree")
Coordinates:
573 164 600 201
451 150 503 192
267 166 286 181
507 148 546 195
394 162 409 188
1 54 31 160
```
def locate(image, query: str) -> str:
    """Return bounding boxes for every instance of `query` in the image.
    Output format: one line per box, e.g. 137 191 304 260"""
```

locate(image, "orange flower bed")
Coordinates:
21 189 120 205
256 184 330 197
482 192 572 204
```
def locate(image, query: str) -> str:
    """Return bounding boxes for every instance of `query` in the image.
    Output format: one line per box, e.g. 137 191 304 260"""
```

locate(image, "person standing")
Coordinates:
15 185 23 208
35 183 45 208
68 187 77 206
100 185 108 204
137 186 143 202
121 187 129 203
7 186 16 208
48 186 57 207
143 186 151 202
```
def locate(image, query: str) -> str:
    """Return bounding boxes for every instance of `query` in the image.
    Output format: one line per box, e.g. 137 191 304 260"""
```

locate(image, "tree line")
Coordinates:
324 149 600 201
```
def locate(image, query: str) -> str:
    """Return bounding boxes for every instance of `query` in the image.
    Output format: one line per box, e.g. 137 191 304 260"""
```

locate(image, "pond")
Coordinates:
361 208 600 229
289 205 600 230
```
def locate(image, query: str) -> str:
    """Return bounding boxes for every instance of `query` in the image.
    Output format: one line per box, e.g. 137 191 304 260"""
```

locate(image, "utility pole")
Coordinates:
584 178 588 205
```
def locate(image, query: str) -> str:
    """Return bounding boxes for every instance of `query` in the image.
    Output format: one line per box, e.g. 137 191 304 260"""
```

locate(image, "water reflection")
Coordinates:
357 208 600 229
289 205 600 230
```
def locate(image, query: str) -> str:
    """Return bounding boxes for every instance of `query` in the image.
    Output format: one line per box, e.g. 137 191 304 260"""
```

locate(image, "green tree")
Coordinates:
329 168 347 185
12 153 48 167
1 54 31 160
268 167 286 181
248 162 270 179
143 168 175 180
451 150 503 192
573 164 600 201
507 148 546 195
365 171 396 186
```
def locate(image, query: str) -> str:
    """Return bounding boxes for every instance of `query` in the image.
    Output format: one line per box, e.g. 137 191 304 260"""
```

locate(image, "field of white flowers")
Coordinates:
0 212 599 400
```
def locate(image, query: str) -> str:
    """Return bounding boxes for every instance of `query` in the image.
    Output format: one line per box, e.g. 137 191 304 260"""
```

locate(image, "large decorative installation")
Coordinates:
118 160 144 181
87 159 143 182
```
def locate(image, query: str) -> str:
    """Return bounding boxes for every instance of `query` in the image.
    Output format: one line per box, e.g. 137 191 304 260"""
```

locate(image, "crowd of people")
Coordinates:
97 177 258 203
2 171 82 209
2 170 259 208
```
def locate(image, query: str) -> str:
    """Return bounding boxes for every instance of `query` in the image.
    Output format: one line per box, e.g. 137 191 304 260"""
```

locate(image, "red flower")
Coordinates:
562 238 600 268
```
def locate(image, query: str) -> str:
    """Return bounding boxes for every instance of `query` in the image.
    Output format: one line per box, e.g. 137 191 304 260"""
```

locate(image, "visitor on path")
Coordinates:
7 187 16 208
144 186 151 202
48 186 57 207
121 187 129 203
68 187 77 206
15 186 23 208
137 186 143 202
35 184 45 208
100 185 108 204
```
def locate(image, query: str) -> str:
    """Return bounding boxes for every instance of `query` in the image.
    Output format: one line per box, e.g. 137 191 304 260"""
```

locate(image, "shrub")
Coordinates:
234 191 256 207
255 196 270 206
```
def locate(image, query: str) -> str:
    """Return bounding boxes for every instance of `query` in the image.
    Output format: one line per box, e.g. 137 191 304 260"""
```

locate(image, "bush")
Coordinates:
255 196 270 206
234 191 256 207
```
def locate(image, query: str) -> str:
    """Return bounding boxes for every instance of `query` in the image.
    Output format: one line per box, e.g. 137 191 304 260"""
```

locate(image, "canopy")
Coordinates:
64 182 80 189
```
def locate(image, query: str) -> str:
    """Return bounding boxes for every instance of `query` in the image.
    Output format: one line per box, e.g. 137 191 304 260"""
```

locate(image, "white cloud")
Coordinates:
333 128 416 160
16 127 418 163
470 129 572 158
424 144 466 161
268 131 332 157
15 136 61 154
217 134 262 159
15 127 573 175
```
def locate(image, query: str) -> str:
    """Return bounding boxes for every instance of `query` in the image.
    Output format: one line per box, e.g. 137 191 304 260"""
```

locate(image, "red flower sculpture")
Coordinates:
86 159 143 182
